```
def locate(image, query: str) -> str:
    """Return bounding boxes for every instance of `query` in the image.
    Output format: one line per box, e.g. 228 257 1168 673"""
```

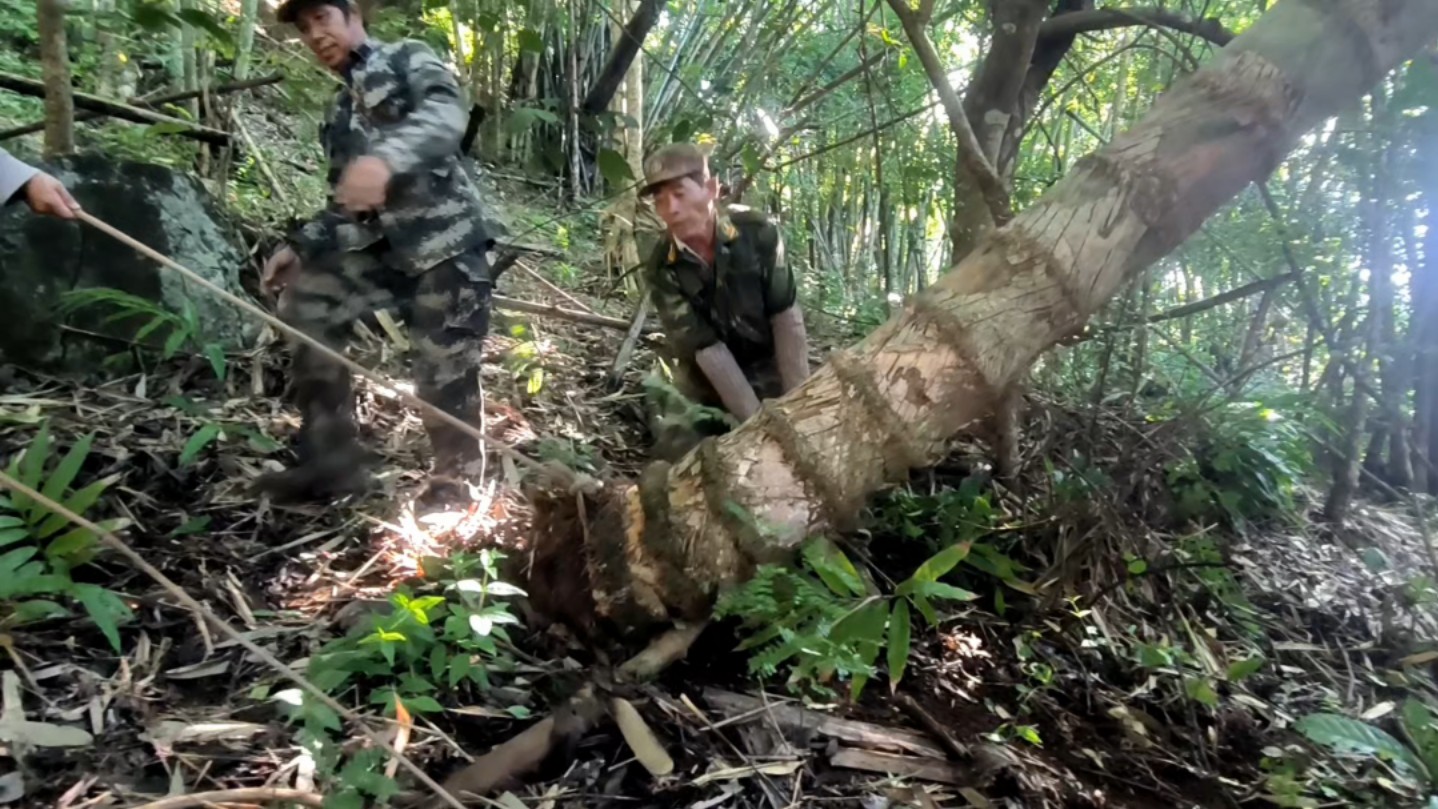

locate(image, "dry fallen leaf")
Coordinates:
0 672 93 750
691 761 803 786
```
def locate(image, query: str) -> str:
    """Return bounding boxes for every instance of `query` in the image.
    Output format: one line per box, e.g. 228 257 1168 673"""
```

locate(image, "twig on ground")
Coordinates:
128 788 325 809
0 470 469 809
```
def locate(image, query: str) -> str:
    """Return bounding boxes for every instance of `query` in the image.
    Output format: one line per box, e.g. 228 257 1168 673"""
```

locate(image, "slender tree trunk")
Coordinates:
39 0 75 158
234 0 261 80
180 0 199 119
528 0 1438 631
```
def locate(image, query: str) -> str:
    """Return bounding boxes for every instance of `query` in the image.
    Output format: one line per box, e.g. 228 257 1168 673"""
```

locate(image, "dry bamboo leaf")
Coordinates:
0 672 93 749
612 697 674 777
0 771 25 804
1399 650 1438 667
141 720 268 749
164 660 231 680
494 792 528 809
691 761 802 786
374 310 412 351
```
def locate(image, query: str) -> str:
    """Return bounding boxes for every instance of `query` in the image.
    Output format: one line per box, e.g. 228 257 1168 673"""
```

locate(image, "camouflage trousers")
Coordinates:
647 351 784 462
274 244 492 495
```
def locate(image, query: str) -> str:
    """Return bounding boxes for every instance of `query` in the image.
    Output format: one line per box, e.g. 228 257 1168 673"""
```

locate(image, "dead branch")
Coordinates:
493 293 656 333
610 299 651 384
130 789 325 809
0 471 468 809
0 74 282 141
0 72 231 145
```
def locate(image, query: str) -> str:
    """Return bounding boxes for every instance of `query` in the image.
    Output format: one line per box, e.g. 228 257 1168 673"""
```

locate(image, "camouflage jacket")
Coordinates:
288 38 490 278
643 206 796 366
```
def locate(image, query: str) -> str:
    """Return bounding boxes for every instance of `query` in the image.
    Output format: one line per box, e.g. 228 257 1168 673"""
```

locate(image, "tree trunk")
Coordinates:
581 0 662 116
528 0 1438 632
38 0 75 158
234 0 261 80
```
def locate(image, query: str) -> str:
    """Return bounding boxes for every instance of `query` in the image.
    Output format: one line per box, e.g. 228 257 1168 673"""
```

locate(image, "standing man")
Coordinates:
259 0 494 506
640 142 811 457
1 148 81 219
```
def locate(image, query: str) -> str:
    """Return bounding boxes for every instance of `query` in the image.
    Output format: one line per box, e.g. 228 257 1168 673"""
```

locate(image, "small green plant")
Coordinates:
1296 701 1438 798
1167 403 1311 527
272 549 525 808
57 288 229 381
1 421 133 652
715 537 978 700
503 324 549 396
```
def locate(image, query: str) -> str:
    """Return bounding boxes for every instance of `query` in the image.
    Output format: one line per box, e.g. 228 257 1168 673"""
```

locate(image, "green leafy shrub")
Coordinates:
1296 701 1438 798
1168 403 1312 527
715 537 977 700
1 421 133 652
272 549 525 808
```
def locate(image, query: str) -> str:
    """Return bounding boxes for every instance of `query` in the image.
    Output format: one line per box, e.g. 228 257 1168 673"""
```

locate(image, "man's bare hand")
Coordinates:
23 172 80 219
261 245 300 298
335 156 392 213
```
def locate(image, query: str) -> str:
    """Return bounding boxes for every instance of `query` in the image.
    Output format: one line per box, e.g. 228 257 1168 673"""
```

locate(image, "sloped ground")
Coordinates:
2 186 1437 809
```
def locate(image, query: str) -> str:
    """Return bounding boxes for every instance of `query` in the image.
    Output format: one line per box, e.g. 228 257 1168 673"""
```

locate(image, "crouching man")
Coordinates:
639 143 811 458
258 0 494 506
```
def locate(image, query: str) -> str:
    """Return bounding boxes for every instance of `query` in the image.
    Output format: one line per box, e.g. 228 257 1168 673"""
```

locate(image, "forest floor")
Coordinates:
3 177 1438 809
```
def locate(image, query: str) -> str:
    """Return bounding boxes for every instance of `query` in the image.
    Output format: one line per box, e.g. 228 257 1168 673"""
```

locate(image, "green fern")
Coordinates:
57 288 228 381
1 421 132 652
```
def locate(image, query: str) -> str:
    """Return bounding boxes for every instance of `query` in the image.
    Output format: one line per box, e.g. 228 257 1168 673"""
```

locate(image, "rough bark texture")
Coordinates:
529 0 1438 633
39 0 75 158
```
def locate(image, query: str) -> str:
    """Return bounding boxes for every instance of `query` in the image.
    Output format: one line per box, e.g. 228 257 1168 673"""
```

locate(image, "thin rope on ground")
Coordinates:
75 210 595 494
0 468 470 809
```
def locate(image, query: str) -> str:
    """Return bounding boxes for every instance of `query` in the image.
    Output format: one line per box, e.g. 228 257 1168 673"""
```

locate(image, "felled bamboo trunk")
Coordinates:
529 0 1438 635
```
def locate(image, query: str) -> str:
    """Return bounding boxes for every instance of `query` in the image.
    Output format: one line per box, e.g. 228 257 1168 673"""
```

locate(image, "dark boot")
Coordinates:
255 352 378 504
414 417 484 513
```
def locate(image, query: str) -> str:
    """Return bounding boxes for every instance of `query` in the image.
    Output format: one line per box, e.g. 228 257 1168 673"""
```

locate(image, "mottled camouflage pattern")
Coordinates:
264 246 492 500
288 37 490 279
643 205 795 372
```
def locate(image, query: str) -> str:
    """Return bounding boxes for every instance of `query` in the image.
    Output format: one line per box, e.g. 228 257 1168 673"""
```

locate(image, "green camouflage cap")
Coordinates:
277 0 353 24
640 142 710 196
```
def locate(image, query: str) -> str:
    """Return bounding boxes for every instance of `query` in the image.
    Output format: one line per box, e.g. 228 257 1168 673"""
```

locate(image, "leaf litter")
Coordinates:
0 211 1435 807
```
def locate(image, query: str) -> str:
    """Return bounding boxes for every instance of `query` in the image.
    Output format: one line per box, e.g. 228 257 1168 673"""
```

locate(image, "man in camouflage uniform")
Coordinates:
259 0 494 504
639 142 812 459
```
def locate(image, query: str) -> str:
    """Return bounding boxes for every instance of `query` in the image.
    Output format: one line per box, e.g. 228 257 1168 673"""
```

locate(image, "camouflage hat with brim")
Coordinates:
276 0 352 24
640 142 710 197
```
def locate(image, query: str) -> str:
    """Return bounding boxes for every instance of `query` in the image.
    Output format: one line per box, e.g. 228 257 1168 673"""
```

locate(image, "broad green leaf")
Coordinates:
448 653 472 689
204 344 227 381
180 423 222 466
0 528 30 549
916 581 979 602
1401 698 1438 783
16 421 52 511
597 148 635 189
0 546 39 577
831 599 888 647
35 476 118 539
506 705 532 719
910 593 938 627
405 695 445 714
11 599 70 624
0 516 23 529
161 326 189 358
1185 678 1219 708
909 542 971 584
1226 655 1266 682
169 516 211 537
887 599 912 691
1295 713 1428 781
484 581 527 598
803 538 866 597
429 644 448 680
46 527 97 561
41 434 94 505
72 583 132 653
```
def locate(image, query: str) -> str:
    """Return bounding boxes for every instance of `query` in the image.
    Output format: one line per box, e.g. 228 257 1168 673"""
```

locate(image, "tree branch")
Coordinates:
884 0 1011 224
1036 7 1236 47
0 72 231 144
581 0 665 116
